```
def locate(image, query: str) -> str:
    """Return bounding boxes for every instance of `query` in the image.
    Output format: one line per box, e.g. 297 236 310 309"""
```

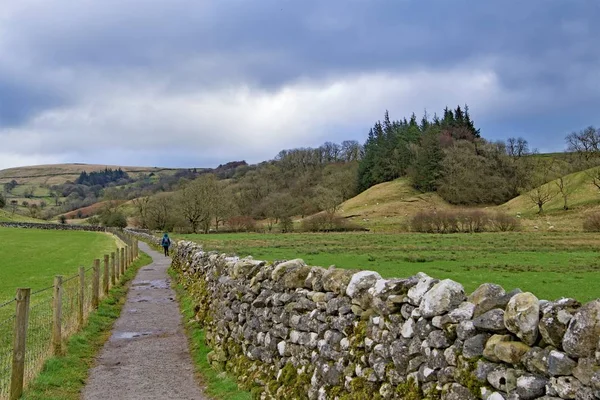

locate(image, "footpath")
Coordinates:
83 242 206 400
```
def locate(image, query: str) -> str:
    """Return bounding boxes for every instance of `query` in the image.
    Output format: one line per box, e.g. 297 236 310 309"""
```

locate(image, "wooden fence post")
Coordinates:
120 248 125 275
52 276 63 355
110 252 116 286
126 246 131 267
78 267 84 329
92 260 100 309
103 255 109 295
10 288 30 400
115 249 120 280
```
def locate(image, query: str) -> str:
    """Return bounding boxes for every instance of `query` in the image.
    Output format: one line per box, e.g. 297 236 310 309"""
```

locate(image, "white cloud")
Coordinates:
0 153 61 171
0 66 509 167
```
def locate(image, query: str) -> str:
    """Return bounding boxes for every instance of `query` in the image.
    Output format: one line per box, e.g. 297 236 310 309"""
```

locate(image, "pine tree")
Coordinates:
454 105 464 126
464 104 481 138
409 127 444 192
420 110 430 131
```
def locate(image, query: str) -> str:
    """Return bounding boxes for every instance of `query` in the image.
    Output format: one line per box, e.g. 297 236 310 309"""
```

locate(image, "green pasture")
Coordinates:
178 232 600 303
9 184 51 198
0 228 118 303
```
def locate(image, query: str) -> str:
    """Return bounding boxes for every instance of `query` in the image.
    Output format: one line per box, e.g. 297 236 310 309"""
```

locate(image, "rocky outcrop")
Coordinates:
171 240 600 400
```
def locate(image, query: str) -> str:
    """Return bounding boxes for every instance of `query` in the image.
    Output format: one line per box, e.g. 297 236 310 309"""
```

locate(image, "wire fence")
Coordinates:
0 236 139 400
0 306 15 399
24 289 53 385
61 274 81 341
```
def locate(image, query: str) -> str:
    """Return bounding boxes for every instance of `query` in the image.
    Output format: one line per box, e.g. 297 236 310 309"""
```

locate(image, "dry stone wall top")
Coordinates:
167 240 600 400
0 221 106 231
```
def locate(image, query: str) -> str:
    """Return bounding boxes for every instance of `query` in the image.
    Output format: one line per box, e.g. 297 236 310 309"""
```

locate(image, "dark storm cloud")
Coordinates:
0 79 66 125
9 0 599 86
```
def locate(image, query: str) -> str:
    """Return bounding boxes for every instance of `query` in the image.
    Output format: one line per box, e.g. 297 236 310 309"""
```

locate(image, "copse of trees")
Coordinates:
358 106 479 192
3 180 18 193
356 106 570 207
76 168 129 187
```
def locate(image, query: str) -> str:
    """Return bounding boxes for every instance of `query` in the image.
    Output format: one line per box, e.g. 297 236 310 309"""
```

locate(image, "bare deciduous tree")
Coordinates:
566 126 600 160
551 159 575 210
131 196 151 228
506 137 530 158
147 193 174 231
523 158 558 214
177 174 224 233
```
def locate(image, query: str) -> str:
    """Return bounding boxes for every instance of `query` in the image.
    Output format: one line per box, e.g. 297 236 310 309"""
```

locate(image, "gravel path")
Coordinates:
82 242 207 400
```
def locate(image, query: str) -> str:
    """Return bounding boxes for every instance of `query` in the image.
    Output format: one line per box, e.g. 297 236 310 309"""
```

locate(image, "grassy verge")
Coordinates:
21 252 152 400
169 268 251 400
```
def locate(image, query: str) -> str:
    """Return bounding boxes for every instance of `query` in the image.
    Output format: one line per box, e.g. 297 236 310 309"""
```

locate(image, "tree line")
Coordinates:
129 140 363 232
75 168 130 187
123 111 600 232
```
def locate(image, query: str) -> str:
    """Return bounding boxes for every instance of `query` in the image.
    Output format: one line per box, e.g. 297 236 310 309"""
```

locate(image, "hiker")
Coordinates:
161 233 171 256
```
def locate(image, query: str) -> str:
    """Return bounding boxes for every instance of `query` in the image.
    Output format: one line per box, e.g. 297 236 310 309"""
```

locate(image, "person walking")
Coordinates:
161 233 171 256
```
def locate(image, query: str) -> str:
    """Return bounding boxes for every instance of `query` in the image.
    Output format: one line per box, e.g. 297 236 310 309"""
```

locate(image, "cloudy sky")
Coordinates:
0 0 599 170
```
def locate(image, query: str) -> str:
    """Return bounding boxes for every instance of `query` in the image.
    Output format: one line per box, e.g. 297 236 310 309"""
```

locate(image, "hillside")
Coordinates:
339 178 453 232
0 163 180 186
0 209 46 223
499 166 600 231
337 167 600 233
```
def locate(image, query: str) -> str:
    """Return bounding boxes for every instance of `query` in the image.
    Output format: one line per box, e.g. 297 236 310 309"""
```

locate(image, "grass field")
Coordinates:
0 228 119 303
178 232 600 303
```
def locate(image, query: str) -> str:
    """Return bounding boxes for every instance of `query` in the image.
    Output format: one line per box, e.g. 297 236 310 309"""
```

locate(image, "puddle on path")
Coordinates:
112 331 155 340
132 295 175 304
131 279 170 290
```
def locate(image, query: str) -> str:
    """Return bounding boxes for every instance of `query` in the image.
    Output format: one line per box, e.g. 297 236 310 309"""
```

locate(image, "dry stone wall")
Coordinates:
172 240 600 400
0 221 106 232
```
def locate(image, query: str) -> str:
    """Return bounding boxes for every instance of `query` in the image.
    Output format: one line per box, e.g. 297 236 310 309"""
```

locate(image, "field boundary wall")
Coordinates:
0 222 105 232
165 238 600 400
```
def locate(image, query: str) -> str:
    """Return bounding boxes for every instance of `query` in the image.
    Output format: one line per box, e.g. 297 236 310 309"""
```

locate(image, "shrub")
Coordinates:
410 209 518 233
0 193 5 209
458 210 488 233
411 210 461 233
489 212 520 232
280 216 294 233
104 212 128 228
301 213 364 232
87 216 101 226
226 216 257 232
410 211 435 233
58 215 67 224
583 213 600 232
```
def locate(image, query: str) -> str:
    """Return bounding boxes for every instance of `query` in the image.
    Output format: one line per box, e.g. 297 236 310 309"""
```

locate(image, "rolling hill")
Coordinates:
337 166 600 232
0 208 46 223
339 178 454 232
0 163 180 186
498 166 600 231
